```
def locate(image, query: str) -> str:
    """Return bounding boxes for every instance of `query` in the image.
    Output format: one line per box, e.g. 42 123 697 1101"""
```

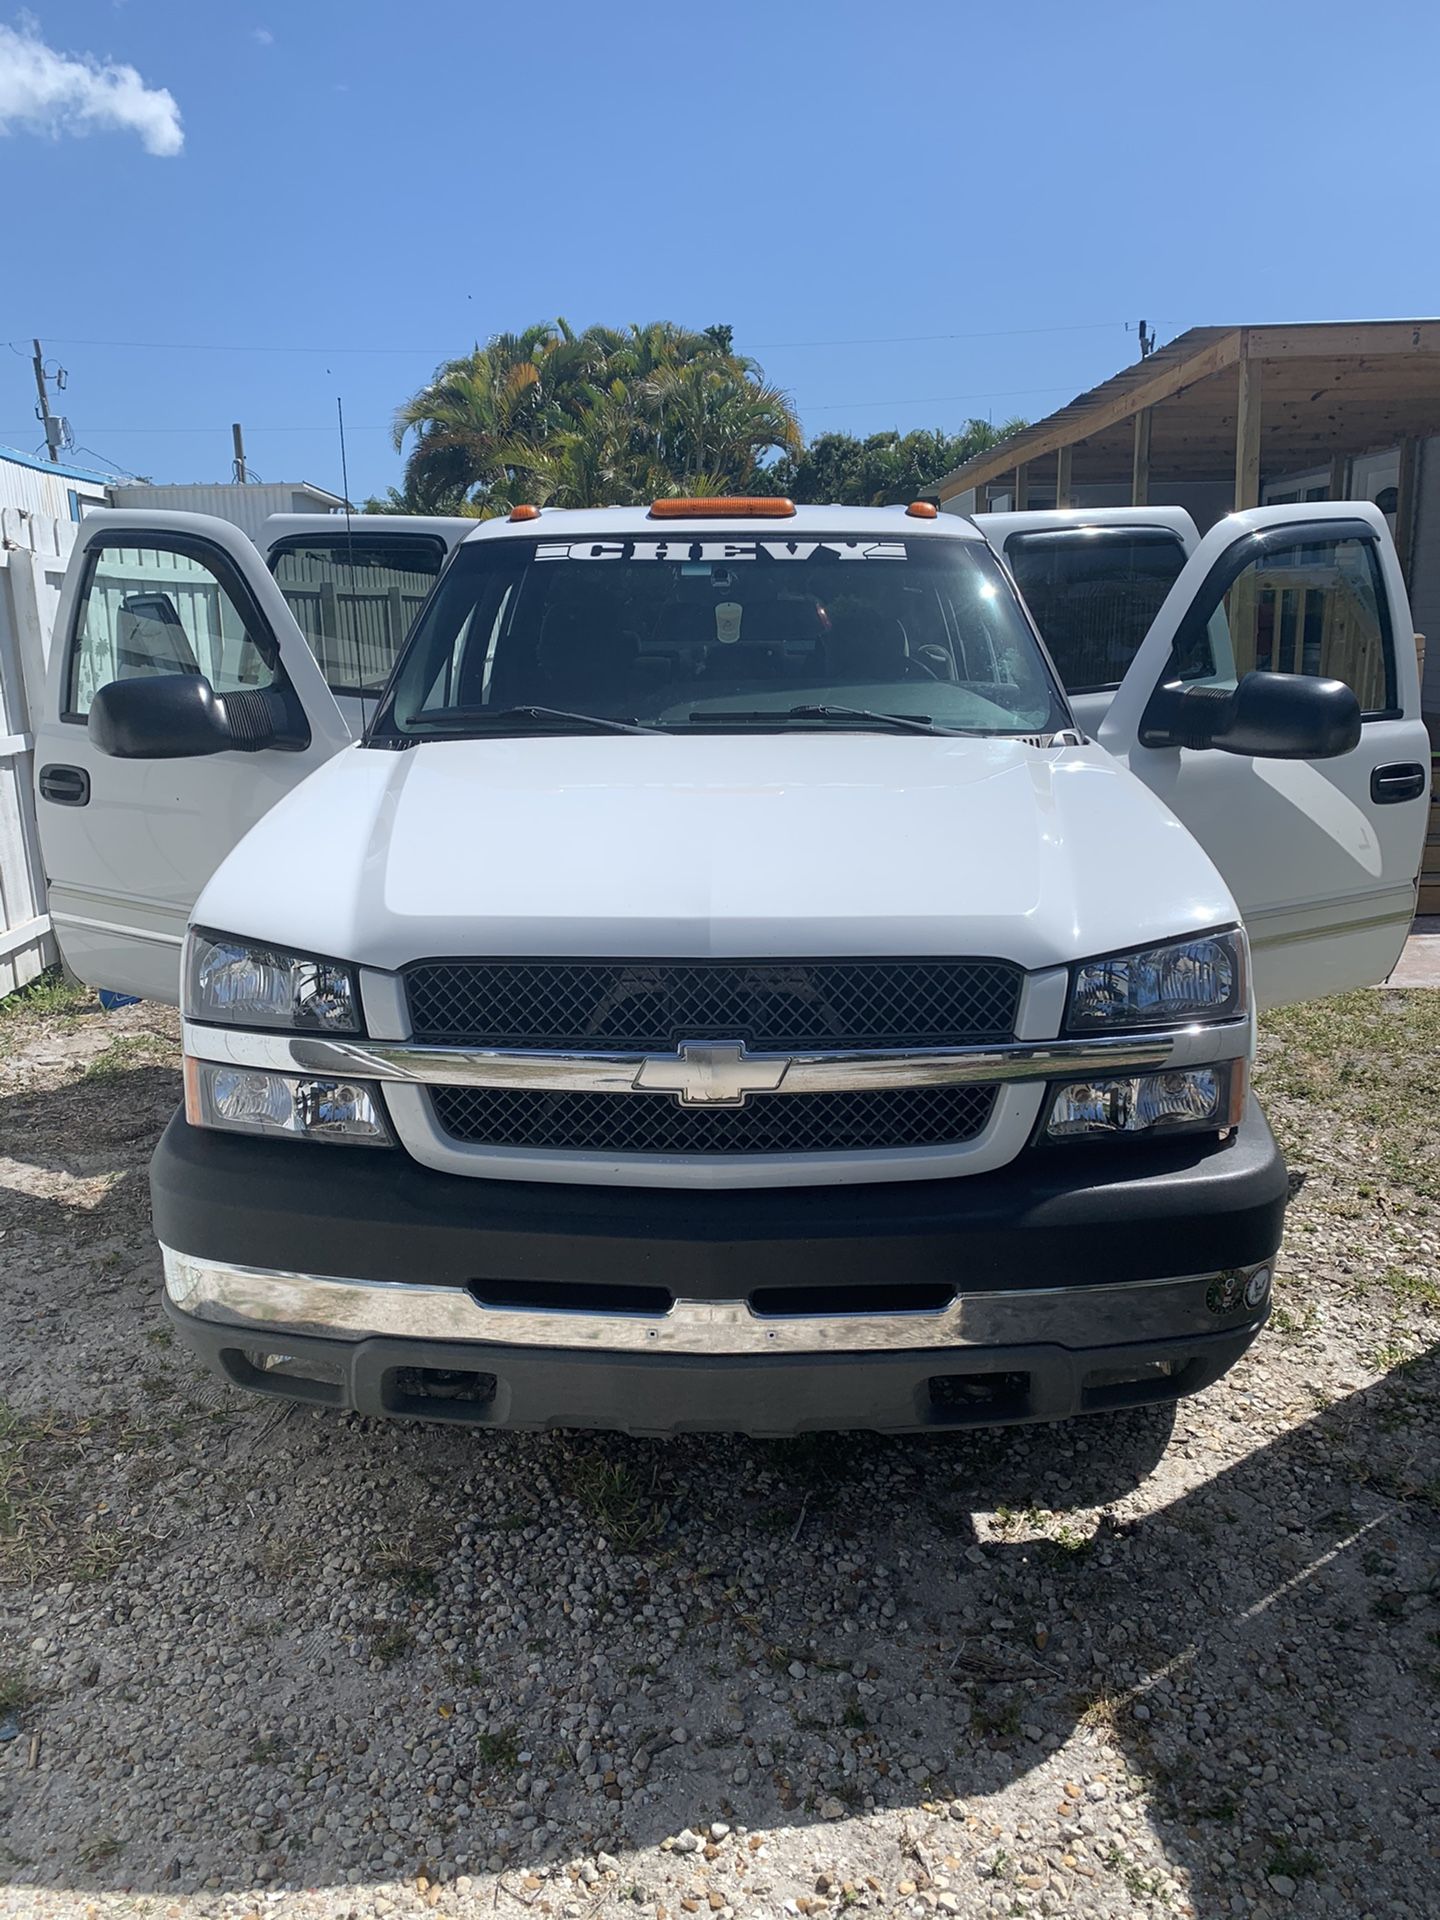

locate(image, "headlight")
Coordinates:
1046 1063 1243 1140
184 1060 391 1145
185 930 361 1033
1066 931 1245 1032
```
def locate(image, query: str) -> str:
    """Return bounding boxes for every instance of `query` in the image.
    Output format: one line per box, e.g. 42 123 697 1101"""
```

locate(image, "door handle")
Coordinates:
38 764 91 807
1370 762 1428 805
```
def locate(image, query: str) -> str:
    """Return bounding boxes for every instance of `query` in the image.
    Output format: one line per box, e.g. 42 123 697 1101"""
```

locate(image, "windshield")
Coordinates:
371 530 1069 740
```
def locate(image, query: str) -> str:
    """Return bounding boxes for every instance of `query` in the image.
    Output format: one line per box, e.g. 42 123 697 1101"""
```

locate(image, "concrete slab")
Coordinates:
1378 915 1440 988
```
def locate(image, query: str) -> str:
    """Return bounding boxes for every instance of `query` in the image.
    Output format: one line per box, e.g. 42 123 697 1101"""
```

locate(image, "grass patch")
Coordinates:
1375 1265 1440 1313
0 1663 35 1717
558 1452 666 1551
78 1836 125 1870
370 1624 414 1664
474 1729 520 1769
0 1402 131 1586
1265 1838 1324 1881
82 1032 175 1082
971 1692 1022 1739
1258 990 1440 1205
0 969 93 1045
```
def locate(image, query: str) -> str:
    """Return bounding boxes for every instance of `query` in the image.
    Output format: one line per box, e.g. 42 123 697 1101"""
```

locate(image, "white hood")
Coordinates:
195 734 1236 974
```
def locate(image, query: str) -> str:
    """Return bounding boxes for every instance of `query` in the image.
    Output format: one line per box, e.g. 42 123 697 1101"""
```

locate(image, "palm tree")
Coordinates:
390 322 802 513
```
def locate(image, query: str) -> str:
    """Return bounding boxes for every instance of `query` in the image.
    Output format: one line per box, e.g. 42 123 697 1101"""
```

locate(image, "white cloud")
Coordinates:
0 16 183 155
251 26 273 45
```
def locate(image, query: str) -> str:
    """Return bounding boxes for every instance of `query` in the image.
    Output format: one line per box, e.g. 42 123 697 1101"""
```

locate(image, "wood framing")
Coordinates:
1055 443 1073 509
1131 409 1152 507
931 318 1440 510
1234 353 1263 511
1395 436 1420 582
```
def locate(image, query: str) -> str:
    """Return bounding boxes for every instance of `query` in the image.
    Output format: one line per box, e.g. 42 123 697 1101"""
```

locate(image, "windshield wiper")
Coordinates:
409 705 661 737
683 704 976 737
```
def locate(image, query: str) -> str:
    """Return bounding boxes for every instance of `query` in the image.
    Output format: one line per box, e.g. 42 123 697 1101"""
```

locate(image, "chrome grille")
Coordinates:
404 957 1021 1050
429 1083 997 1156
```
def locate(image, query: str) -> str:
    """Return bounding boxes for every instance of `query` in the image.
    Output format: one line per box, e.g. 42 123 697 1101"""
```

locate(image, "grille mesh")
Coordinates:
405 957 1021 1050
429 1083 997 1156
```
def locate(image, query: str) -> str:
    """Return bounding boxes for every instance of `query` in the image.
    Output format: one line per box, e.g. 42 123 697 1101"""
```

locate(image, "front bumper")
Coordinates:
151 1097 1286 1434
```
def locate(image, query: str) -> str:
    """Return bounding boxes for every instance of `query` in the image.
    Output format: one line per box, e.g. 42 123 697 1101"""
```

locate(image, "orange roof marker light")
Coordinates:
648 497 797 519
905 500 939 519
508 504 542 522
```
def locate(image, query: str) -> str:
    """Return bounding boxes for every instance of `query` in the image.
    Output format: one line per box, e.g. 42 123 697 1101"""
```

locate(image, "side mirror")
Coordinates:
89 675 237 759
1139 670 1362 760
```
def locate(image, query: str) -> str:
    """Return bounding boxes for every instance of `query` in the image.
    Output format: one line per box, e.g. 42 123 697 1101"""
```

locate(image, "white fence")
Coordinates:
0 510 74 995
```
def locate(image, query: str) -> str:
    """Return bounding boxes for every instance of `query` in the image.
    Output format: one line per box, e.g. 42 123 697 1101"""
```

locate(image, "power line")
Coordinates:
751 321 1155 350
4 318 1169 361
807 384 1078 412
1 380 1080 442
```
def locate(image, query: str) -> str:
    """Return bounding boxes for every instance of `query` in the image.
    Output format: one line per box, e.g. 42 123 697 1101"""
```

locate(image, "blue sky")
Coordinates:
2 0 1438 502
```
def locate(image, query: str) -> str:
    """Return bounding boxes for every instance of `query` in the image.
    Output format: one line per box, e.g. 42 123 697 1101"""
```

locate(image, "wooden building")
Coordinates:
931 320 1440 728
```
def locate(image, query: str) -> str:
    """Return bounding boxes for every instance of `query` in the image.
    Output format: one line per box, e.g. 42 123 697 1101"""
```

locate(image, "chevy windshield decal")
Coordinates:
534 539 908 562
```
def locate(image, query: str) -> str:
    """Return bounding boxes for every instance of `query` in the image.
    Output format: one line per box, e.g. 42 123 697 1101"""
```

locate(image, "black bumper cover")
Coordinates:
152 1098 1286 1434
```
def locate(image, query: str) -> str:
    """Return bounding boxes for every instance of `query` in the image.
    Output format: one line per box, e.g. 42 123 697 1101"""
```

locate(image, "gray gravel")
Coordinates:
0 988 1437 1919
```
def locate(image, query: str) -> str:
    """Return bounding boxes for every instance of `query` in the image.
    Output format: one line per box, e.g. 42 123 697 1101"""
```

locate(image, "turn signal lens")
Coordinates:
186 1060 391 1145
1046 1064 1237 1140
648 497 797 518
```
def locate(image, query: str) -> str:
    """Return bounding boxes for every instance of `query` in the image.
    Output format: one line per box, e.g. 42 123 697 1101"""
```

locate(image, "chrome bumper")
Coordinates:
162 1245 1272 1357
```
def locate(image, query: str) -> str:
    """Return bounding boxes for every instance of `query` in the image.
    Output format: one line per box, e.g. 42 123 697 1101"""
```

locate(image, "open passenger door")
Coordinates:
1097 502 1430 1009
34 510 354 1003
977 507 1200 734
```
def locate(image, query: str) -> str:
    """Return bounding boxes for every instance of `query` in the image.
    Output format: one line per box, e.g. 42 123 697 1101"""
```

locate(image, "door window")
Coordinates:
1173 530 1396 717
269 535 446 696
67 540 276 719
1005 529 1189 693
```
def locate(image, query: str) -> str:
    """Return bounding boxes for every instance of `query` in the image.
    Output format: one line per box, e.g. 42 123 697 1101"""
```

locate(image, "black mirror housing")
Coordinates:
1140 670 1362 761
88 675 235 759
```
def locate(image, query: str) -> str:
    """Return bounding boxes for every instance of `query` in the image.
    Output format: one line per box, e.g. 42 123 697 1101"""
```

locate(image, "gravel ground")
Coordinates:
1 983 1437 1919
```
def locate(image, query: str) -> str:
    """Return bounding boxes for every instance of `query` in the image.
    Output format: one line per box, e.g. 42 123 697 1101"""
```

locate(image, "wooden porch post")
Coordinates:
1234 352 1263 509
1131 409 1151 506
1395 437 1420 586
1055 444 1074 509
1328 451 1349 501
1013 463 1030 510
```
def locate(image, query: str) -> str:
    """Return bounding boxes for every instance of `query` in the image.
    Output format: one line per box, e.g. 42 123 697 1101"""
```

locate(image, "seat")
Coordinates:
528 604 637 710
822 607 929 681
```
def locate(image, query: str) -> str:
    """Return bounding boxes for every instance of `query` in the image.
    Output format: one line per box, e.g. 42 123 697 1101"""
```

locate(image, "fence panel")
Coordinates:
0 514 76 994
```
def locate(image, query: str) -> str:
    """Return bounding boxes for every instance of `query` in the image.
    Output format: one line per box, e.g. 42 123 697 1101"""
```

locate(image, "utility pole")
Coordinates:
32 338 58 462
1137 320 1156 359
231 422 249 484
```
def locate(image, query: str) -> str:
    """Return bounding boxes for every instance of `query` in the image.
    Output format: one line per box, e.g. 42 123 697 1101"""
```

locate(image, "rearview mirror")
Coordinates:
1139 671 1362 760
89 675 237 759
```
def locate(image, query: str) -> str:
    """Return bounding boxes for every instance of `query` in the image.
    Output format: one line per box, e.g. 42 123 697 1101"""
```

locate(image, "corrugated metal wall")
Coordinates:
107 483 344 543
0 451 108 522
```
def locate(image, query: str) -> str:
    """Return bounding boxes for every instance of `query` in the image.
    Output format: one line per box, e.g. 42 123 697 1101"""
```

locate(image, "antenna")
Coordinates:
336 396 370 729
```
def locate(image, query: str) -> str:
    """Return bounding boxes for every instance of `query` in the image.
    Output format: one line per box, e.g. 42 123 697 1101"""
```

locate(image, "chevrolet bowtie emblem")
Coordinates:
632 1040 788 1108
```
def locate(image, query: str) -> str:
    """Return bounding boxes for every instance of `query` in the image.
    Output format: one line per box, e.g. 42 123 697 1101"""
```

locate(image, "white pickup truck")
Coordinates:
33 495 1430 1433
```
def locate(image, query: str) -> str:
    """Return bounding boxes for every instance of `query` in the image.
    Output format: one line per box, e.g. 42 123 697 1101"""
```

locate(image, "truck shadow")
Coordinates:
4 1346 1436 1906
